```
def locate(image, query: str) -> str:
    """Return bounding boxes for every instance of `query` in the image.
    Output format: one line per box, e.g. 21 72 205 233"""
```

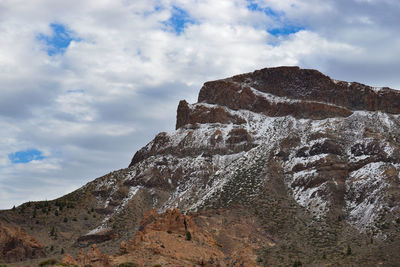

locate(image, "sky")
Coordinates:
0 0 399 209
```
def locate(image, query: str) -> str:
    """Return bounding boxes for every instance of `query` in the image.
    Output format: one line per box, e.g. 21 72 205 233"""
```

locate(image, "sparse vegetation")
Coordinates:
118 263 138 267
293 260 302 267
50 226 56 236
63 217 68 223
39 258 58 266
346 245 352 256
55 200 67 211
19 205 25 214
186 231 192 241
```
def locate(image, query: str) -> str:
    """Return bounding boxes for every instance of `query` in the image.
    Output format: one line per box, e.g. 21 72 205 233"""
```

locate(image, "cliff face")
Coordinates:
199 66 400 114
179 66 400 130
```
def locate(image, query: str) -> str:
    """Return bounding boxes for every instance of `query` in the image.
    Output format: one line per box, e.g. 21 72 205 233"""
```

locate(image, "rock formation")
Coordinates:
64 208 270 267
3 66 400 266
0 222 45 262
62 245 112 267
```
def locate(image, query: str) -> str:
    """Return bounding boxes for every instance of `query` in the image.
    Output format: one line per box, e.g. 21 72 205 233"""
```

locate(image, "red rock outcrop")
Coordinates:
62 245 112 267
108 209 274 267
0 222 46 262
61 253 78 266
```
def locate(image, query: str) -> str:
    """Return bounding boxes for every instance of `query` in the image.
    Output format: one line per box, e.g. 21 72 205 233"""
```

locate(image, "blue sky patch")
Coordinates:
8 149 45 164
246 1 306 37
246 0 282 19
163 6 195 34
37 23 81 56
268 25 305 36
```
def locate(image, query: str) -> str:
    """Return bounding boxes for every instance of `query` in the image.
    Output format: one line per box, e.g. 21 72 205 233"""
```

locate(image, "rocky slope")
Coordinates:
61 207 269 267
2 66 400 266
127 66 400 237
0 222 45 263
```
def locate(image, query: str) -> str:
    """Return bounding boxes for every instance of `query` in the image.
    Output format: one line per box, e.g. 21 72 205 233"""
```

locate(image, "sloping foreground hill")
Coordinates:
60 207 271 267
1 66 400 266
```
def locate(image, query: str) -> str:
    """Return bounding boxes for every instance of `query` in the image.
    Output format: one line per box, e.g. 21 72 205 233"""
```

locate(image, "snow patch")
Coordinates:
345 162 390 234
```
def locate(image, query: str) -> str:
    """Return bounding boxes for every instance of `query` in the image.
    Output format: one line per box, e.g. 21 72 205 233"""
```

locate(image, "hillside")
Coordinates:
1 66 400 266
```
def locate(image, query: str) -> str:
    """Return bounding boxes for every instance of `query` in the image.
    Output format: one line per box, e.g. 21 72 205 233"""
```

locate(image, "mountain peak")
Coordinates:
176 66 400 131
189 67 400 129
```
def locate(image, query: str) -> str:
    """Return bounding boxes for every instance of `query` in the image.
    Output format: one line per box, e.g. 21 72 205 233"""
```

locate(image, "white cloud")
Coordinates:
0 0 399 208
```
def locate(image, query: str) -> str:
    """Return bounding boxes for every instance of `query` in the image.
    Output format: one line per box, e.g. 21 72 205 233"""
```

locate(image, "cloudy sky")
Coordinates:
0 0 399 209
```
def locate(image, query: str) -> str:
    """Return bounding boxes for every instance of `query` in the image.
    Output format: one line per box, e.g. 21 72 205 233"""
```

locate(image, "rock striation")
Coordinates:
179 66 400 130
199 66 400 114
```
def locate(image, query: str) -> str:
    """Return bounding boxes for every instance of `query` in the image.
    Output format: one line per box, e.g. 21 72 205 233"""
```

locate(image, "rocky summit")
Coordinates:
1 66 400 266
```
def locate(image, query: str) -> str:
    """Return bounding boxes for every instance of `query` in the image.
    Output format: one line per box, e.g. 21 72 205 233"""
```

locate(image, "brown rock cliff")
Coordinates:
176 66 400 129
